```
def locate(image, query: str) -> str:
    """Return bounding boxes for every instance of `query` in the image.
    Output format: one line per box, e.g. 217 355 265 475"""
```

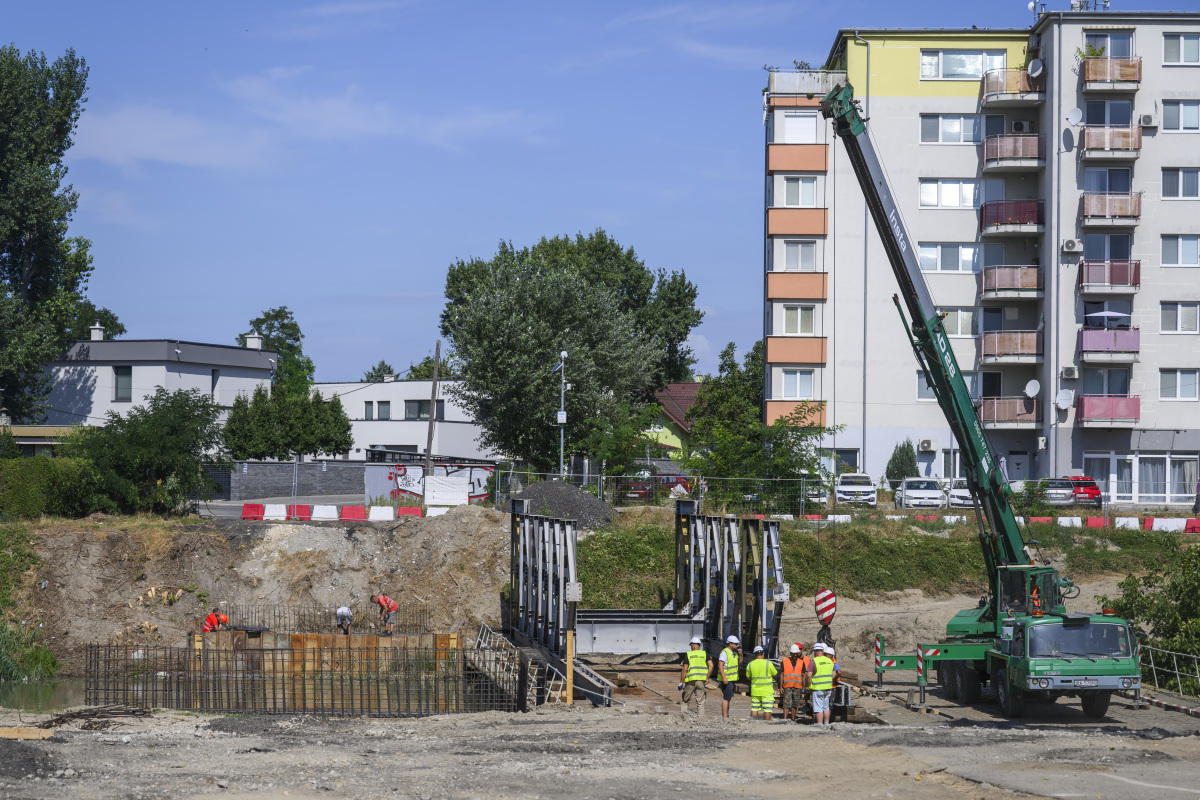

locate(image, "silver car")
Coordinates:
894 478 948 509
947 478 973 508
1042 478 1077 507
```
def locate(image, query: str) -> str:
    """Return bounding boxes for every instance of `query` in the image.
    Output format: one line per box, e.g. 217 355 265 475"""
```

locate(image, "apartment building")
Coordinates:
763 9 1200 503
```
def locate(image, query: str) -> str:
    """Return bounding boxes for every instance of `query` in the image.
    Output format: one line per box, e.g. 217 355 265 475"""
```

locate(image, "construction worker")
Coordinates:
371 594 398 636
808 642 837 725
336 606 353 635
201 607 227 633
745 645 778 720
679 636 712 716
780 643 810 722
717 635 741 718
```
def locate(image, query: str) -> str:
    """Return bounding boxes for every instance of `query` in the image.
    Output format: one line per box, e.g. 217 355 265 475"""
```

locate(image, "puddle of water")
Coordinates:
0 678 87 711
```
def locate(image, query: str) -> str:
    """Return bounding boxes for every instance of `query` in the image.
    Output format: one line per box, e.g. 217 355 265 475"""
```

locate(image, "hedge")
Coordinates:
0 457 100 518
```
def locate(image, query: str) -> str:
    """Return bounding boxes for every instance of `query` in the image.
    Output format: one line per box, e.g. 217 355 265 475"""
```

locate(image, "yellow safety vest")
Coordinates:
685 649 709 682
810 655 835 691
721 647 740 682
745 658 777 697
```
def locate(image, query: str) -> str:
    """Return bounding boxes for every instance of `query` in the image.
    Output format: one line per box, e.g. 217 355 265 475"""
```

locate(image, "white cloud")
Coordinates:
72 105 273 170
686 331 712 361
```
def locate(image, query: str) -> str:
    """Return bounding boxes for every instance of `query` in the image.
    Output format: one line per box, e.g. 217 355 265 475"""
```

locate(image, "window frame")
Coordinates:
1084 31 1133 59
919 370 980 402
919 179 981 209
113 365 132 403
1163 100 1200 132
919 114 982 144
364 400 374 420
939 306 980 337
377 400 391 420
1164 33 1200 65
780 368 815 400
782 304 816 336
1160 368 1200 401
781 239 817 272
782 175 818 208
1162 168 1200 199
918 242 983 273
1162 234 1200 267
920 49 1006 81
405 399 434 420
1161 301 1200 334
777 109 820 144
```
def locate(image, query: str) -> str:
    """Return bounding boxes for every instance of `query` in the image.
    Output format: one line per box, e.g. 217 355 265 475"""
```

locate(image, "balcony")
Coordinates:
767 208 827 236
980 330 1042 364
1076 394 1140 428
1080 126 1141 160
1080 192 1141 226
980 199 1044 236
1078 327 1140 363
766 271 827 301
982 134 1044 172
1078 260 1140 295
768 144 828 172
980 265 1042 301
980 396 1042 429
981 68 1045 106
1081 58 1141 91
767 70 847 96
765 336 827 364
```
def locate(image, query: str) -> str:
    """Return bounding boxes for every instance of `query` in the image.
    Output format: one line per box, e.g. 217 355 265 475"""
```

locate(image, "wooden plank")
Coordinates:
0 728 55 740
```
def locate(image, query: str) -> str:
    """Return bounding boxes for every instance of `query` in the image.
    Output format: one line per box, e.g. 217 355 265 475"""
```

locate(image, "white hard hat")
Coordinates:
690 636 703 645
726 635 740 645
813 642 826 650
825 646 835 657
789 643 801 654
753 645 765 654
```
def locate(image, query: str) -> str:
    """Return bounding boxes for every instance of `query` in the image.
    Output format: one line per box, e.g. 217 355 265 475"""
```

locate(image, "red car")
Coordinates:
1063 475 1103 508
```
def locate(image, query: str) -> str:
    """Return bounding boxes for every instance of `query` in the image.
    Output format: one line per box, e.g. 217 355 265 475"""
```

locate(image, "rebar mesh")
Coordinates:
222 602 430 635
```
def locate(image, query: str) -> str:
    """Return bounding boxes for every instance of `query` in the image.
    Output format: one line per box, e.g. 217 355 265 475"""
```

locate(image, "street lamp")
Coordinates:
556 351 567 478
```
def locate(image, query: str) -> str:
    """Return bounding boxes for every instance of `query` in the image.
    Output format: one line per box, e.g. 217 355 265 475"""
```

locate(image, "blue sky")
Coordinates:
7 0 1147 380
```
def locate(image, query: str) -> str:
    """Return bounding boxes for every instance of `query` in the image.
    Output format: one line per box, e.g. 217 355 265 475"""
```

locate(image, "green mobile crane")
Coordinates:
819 83 1142 718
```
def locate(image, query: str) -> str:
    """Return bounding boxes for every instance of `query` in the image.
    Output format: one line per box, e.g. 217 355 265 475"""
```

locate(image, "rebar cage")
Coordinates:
221 602 431 636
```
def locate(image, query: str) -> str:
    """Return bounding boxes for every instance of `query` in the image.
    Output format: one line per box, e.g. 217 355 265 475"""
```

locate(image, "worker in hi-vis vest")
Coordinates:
808 641 838 725
678 636 712 716
717 635 741 718
745 645 778 720
780 643 811 722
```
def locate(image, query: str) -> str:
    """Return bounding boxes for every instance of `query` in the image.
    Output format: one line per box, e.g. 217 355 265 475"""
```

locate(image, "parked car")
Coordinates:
1042 478 1078 507
622 469 657 500
947 478 974 508
1064 475 1103 508
894 478 947 510
835 473 878 506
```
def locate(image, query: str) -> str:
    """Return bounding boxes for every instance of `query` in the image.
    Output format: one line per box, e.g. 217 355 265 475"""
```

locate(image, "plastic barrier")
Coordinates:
367 506 395 521
340 506 367 521
1114 517 1140 530
241 504 265 521
263 504 287 521
1186 519 1200 534
1057 516 1082 528
396 507 424 518
426 507 450 517
1085 517 1108 528
287 505 312 521
311 505 339 521
1028 516 1053 524
1151 518 1187 532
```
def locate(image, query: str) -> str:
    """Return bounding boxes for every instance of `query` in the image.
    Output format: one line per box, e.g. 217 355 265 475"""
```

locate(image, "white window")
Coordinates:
919 114 982 144
919 179 980 208
1085 31 1133 59
939 307 979 337
918 371 979 401
1163 168 1200 198
783 176 817 207
920 50 1006 80
783 240 816 271
1162 302 1200 333
1163 101 1200 131
1163 235 1200 267
918 243 984 272
1165 33 1200 64
783 304 815 335
1161 369 1199 400
782 369 814 399
778 110 819 143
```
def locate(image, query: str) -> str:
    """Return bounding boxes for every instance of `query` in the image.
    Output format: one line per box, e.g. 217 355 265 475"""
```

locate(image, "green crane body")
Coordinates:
818 82 1142 718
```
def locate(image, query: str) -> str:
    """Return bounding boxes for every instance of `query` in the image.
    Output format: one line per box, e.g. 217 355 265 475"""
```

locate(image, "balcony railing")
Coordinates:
1081 125 1141 153
1081 192 1142 221
1079 327 1140 355
980 199 1044 231
980 396 1042 425
767 70 848 95
1079 260 1140 291
981 265 1042 294
982 68 1045 96
1081 58 1142 83
983 134 1042 162
1076 394 1140 424
980 330 1042 358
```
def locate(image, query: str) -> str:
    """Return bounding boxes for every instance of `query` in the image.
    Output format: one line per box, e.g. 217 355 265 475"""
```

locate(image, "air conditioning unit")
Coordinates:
1062 365 1079 379
1139 113 1158 128
1011 120 1035 134
1061 238 1083 253
918 438 938 453
1028 33 1041 51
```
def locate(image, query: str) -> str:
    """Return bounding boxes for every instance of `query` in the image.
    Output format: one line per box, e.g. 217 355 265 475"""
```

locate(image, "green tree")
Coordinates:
0 295 60 421
57 299 125 342
405 352 459 380
441 230 703 385
236 306 315 400
223 385 352 461
362 359 396 383
442 253 660 471
1101 543 1195 667
0 426 20 459
58 388 227 513
885 439 919 484
574 401 661 475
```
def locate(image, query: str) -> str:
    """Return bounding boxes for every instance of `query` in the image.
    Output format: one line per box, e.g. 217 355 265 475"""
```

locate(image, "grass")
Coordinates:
0 522 37 613
0 522 59 680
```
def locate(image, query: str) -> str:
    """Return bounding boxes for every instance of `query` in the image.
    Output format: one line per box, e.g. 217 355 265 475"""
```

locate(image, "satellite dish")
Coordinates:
1028 58 1044 78
1055 389 1075 410
1024 379 1041 399
1066 107 1083 127
1028 0 1036 9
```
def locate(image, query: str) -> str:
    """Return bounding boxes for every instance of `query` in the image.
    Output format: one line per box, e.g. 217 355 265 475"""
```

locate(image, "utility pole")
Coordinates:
557 350 567 479
423 340 441 500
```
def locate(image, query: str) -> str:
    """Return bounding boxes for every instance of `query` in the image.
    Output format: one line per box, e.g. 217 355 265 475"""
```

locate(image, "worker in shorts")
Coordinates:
336 606 353 635
779 643 810 722
679 636 712 716
717 635 741 718
808 642 838 725
371 594 398 636
745 645 778 720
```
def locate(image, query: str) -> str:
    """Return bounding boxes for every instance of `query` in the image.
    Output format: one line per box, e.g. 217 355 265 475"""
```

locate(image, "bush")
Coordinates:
0 624 58 681
885 439 918 485
0 457 103 518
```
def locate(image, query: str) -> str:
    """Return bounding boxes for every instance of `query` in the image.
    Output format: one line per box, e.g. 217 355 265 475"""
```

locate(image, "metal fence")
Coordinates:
84 643 521 716
1142 644 1200 697
222 602 430 636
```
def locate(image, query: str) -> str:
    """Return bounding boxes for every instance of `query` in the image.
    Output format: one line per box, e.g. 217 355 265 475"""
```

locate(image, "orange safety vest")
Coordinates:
378 596 398 613
202 613 220 632
781 656 809 688
1030 585 1043 615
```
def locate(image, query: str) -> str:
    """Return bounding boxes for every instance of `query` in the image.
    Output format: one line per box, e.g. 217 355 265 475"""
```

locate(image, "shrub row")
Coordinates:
0 457 105 518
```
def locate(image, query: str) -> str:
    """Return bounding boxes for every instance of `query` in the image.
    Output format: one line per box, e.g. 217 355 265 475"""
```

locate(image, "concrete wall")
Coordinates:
230 461 365 502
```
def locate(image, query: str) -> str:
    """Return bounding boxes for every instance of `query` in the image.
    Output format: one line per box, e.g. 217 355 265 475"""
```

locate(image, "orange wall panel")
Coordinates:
767 97 823 109
766 401 826 427
765 336 827 364
766 272 828 300
768 144 828 173
767 208 827 236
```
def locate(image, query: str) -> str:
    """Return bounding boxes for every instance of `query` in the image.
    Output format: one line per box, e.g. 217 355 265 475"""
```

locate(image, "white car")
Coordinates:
835 473 878 506
894 478 948 509
947 478 973 508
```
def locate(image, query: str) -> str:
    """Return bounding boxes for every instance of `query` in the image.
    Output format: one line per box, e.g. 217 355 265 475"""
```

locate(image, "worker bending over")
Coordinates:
202 607 228 633
336 606 353 635
717 635 741 718
745 645 778 720
780 643 810 722
371 594 398 636
679 636 712 716
808 642 839 725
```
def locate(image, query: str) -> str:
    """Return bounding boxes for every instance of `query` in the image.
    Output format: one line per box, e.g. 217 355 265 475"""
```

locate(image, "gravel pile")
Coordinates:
512 480 613 529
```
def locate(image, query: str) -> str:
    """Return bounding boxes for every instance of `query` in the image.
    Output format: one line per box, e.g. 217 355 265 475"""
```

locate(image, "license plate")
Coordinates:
1073 679 1098 688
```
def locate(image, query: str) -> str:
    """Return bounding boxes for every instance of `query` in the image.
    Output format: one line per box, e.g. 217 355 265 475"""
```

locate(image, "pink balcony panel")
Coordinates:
981 200 1043 230
1079 327 1140 354
1076 394 1140 423
1079 260 1140 290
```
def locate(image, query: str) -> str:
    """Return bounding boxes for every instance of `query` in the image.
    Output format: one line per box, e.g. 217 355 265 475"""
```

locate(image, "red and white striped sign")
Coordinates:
815 589 837 625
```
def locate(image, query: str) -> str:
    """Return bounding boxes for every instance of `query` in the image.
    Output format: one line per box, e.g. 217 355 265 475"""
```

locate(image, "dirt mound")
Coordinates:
513 480 612 528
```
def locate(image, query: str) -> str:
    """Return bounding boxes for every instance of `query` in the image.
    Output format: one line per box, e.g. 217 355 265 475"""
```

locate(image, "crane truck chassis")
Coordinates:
817 82 1141 718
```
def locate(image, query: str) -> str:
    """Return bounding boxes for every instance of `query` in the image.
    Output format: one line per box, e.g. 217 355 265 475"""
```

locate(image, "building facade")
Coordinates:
764 10 1200 503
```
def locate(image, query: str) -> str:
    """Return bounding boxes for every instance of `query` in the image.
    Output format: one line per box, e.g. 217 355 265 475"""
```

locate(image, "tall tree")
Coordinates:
0 295 60 421
236 306 315 400
442 253 661 471
406 351 458 380
441 230 703 386
223 385 352 461
362 359 396 383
